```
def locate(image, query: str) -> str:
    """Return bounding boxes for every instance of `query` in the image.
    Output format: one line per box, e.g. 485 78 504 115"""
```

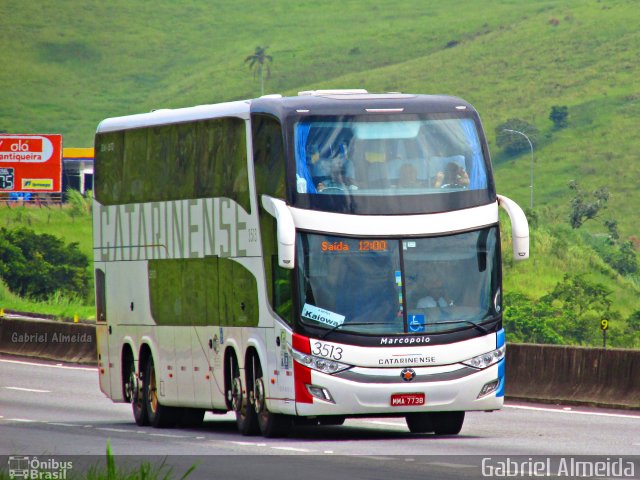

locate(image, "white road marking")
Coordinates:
270 446 312 452
0 358 95 372
96 427 132 433
426 462 475 469
8 418 38 423
48 422 81 427
361 420 405 427
357 455 394 461
230 441 267 447
5 386 50 393
505 404 640 419
149 433 186 439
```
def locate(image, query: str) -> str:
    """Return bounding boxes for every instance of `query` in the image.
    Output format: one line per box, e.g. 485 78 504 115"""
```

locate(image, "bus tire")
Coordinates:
431 411 465 435
125 358 148 426
144 356 178 428
253 360 292 438
230 356 259 436
405 413 434 433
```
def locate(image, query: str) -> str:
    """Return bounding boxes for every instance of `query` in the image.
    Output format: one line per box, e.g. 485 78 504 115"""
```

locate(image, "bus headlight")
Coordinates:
462 345 505 369
291 348 352 374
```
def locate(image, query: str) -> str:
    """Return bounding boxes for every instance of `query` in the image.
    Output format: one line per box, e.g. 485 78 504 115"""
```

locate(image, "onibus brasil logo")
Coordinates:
8 456 73 479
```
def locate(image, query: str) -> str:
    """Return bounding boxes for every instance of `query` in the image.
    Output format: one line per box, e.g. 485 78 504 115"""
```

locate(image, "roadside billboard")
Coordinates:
0 134 63 193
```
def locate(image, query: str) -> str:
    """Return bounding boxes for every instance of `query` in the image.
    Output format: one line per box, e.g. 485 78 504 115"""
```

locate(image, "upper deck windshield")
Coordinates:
291 115 493 214
296 227 500 336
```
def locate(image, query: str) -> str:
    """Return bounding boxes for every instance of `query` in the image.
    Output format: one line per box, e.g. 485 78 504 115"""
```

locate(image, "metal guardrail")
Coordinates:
0 192 64 207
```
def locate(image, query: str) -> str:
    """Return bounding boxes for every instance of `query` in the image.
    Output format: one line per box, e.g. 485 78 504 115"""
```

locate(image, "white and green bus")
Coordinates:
93 90 529 437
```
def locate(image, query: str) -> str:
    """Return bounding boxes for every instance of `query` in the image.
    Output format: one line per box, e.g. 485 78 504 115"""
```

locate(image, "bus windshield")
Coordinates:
293 115 489 199
296 227 500 335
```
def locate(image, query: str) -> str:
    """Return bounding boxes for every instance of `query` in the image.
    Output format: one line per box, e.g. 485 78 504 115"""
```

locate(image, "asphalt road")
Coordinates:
1 355 638 479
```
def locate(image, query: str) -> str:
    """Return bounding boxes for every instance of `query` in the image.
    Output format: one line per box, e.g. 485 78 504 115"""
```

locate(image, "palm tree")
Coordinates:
245 46 273 96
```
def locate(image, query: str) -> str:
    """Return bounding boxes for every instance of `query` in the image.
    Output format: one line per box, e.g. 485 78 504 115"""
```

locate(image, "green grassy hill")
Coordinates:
1 0 638 344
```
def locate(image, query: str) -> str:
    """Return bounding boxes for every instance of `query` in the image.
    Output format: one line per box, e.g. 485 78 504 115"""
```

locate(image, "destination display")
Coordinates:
320 239 388 253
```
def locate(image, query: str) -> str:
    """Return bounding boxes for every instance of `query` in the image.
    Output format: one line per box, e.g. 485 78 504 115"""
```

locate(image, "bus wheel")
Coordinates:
144 356 178 428
431 411 465 435
231 360 259 435
405 413 434 433
126 360 148 426
253 362 292 438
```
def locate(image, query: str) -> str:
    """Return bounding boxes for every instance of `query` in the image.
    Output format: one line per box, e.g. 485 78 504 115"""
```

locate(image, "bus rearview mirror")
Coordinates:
261 195 296 269
497 194 530 261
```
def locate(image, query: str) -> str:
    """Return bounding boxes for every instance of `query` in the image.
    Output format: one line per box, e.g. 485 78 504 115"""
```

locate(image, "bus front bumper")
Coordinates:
294 360 504 416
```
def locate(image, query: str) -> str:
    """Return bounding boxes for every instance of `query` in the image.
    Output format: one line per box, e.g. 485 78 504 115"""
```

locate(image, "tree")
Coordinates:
549 105 569 129
502 292 565 344
542 274 613 345
245 46 273 96
495 119 539 156
0 227 90 301
568 180 609 229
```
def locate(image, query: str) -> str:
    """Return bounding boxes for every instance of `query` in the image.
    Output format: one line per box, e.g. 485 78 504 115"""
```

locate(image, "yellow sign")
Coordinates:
21 178 54 190
63 147 94 159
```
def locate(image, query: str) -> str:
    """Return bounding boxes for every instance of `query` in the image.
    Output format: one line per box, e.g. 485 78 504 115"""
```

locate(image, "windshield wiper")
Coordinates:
318 322 392 339
425 319 490 334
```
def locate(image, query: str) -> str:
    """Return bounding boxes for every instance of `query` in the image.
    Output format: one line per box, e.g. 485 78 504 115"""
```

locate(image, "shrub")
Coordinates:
549 105 569 129
0 227 90 301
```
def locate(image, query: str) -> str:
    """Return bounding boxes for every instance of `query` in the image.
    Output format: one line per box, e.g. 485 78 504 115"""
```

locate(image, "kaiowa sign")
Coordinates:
0 134 62 193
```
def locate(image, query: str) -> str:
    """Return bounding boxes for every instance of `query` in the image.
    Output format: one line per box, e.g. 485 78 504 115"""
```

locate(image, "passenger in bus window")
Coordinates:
408 271 454 309
316 155 357 192
433 162 469 188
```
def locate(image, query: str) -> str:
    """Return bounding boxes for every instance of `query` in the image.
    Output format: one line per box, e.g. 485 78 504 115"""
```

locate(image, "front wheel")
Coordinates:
431 411 465 435
254 377 292 438
405 413 433 433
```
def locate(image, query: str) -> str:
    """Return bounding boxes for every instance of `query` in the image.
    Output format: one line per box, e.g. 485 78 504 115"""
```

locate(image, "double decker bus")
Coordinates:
93 90 528 437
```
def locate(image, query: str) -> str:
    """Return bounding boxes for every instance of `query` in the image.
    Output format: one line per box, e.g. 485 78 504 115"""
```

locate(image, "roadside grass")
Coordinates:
0 204 94 320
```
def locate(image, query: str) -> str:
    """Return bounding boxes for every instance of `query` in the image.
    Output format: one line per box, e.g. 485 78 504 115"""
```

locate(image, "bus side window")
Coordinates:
272 256 293 324
95 268 106 323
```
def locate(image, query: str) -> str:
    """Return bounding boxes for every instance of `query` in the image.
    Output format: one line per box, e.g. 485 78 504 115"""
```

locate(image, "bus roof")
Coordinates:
95 91 477 134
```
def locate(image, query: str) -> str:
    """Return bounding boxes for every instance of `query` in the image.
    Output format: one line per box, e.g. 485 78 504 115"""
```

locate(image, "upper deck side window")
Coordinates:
94 117 250 212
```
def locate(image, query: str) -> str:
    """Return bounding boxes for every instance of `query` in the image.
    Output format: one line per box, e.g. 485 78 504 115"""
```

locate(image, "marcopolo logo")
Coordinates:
8 456 73 479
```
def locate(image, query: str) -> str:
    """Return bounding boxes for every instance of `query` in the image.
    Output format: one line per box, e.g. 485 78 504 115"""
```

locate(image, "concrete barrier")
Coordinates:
506 343 640 410
0 316 96 364
0 317 638 409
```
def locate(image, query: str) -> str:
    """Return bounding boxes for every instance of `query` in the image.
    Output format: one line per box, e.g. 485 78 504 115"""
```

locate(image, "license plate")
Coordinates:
390 393 425 406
